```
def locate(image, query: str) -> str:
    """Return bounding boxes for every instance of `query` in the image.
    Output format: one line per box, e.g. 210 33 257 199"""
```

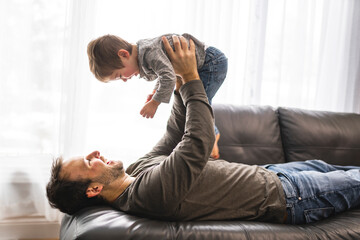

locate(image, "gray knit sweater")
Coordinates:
136 33 206 103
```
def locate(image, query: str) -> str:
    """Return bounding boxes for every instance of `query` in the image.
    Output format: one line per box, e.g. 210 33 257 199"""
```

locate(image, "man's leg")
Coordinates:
264 160 360 224
280 168 360 224
264 159 360 174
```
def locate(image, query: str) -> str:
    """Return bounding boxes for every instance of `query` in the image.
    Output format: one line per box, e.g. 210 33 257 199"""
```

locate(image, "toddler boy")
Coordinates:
87 34 227 159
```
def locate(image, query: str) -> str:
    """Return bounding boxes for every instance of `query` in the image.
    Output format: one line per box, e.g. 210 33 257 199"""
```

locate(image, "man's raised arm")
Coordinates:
126 36 202 174
127 36 215 215
154 36 215 207
134 36 202 158
151 36 204 153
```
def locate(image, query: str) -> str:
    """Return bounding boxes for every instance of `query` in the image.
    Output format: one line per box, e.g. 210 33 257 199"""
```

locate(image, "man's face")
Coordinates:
61 151 125 185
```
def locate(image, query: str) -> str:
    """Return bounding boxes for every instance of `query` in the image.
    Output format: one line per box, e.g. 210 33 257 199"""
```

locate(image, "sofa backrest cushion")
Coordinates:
278 107 360 166
213 104 285 165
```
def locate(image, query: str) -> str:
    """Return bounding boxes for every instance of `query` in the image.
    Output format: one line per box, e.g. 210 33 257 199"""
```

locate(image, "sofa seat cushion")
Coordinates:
60 206 360 240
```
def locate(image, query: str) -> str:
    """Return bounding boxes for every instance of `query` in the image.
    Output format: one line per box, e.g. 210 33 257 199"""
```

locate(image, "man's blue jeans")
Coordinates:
264 160 360 224
198 46 228 135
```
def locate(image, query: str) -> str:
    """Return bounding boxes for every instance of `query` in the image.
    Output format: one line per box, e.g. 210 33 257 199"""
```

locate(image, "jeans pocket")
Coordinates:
304 207 335 223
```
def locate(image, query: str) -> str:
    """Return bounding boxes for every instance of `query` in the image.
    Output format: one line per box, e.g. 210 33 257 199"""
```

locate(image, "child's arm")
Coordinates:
144 48 177 104
140 51 175 119
140 99 161 118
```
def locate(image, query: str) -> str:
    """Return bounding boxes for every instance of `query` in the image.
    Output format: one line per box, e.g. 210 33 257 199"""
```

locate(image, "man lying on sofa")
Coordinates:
46 36 360 225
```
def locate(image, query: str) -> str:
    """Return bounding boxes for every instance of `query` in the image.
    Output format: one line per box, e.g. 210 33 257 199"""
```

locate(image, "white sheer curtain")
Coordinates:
0 0 66 221
191 0 360 113
0 0 96 221
258 0 360 113
1 0 359 222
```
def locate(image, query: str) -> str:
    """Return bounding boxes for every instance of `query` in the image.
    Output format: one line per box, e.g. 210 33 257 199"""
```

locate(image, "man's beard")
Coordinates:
93 162 124 185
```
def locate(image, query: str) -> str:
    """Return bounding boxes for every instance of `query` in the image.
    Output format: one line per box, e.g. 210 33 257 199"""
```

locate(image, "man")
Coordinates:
47 36 360 225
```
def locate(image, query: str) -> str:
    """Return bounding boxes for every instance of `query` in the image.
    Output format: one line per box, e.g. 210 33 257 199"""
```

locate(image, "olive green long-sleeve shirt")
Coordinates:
112 80 286 223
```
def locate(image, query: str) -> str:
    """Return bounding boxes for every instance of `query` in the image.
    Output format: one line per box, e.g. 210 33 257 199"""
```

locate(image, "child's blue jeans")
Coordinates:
198 46 228 136
264 160 360 224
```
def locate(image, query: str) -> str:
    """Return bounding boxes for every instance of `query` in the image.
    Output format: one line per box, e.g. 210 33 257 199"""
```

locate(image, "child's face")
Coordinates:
109 65 139 82
107 50 139 82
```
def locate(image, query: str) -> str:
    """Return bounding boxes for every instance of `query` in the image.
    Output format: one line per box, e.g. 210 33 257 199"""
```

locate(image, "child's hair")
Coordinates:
87 34 133 82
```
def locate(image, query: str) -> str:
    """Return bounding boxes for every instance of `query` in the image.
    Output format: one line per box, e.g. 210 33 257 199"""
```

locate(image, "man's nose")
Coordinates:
86 151 100 160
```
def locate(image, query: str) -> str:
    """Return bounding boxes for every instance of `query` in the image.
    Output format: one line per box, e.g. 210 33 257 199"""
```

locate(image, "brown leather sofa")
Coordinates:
60 104 360 240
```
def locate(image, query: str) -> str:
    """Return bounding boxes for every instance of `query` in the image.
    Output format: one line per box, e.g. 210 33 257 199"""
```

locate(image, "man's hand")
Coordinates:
140 99 160 118
162 35 200 83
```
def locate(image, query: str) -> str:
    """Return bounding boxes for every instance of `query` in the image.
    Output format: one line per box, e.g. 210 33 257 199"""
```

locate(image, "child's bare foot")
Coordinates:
211 133 220 159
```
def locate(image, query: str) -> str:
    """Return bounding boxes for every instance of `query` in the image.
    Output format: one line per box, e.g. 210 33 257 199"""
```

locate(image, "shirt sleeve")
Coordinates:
135 80 215 215
145 48 176 103
153 80 160 91
147 91 186 155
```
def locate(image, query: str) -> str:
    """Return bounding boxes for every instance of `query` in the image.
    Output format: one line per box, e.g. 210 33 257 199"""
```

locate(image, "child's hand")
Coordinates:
146 90 156 103
140 99 160 118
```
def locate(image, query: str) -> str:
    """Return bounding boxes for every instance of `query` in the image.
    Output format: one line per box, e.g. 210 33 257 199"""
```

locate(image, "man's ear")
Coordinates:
117 49 130 59
86 183 104 198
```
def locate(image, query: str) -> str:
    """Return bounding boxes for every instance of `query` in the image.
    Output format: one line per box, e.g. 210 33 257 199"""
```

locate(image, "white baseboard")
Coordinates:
0 216 60 240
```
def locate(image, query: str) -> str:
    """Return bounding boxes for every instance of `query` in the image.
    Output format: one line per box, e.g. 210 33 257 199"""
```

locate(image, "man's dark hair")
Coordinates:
46 156 106 215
